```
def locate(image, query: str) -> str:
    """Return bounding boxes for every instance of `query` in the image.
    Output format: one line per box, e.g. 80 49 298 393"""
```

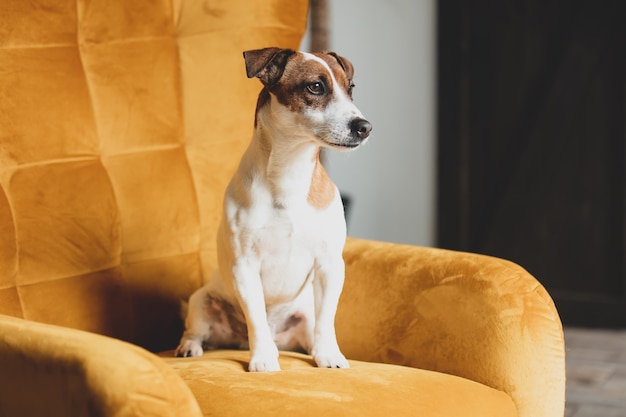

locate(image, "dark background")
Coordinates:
437 0 626 327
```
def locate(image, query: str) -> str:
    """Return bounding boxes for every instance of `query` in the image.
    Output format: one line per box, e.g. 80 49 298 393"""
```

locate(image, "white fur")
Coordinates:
176 50 369 372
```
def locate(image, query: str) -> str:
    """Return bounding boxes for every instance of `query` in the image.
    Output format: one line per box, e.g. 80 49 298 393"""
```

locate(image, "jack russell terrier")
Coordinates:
175 47 372 372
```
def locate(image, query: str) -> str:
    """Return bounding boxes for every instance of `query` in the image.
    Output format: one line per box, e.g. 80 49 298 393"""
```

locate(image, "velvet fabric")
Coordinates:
339 239 566 417
159 349 517 417
0 315 202 417
0 0 565 416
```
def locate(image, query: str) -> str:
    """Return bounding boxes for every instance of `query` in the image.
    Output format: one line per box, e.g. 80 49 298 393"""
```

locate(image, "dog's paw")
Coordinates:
248 357 281 372
313 351 350 369
247 341 280 372
175 339 203 358
248 350 281 372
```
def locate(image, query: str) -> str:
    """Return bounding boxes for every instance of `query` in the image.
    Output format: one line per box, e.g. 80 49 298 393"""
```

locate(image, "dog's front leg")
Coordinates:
311 257 350 368
232 261 281 372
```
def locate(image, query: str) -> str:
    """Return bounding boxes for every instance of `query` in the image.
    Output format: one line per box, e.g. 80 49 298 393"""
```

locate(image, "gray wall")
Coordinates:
303 0 437 246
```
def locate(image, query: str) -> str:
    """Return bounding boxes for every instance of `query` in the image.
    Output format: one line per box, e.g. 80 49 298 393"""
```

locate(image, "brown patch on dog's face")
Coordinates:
267 53 354 114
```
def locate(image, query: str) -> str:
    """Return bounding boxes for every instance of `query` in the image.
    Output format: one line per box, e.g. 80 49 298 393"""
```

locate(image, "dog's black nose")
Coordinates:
350 118 372 140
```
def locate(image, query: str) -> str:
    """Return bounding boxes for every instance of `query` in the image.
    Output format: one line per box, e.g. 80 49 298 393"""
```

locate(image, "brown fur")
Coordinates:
256 52 354 114
307 147 335 209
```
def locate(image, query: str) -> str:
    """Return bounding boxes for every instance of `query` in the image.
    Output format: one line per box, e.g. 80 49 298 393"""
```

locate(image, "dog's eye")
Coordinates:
306 82 326 95
347 82 355 97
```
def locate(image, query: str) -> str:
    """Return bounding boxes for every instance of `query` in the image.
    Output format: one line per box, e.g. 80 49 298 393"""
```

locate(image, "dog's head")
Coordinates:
243 47 372 150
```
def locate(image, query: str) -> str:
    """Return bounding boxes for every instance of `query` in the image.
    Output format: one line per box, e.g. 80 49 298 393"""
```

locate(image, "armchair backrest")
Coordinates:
0 0 308 351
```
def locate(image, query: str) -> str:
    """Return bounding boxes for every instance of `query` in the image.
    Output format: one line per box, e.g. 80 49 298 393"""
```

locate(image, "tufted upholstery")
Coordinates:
0 0 307 352
0 1 565 416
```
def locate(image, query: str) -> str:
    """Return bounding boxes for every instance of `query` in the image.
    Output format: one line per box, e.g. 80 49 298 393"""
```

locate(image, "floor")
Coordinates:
565 327 626 417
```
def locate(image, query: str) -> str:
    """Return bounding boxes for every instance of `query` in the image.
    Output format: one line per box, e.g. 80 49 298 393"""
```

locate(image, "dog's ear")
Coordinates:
243 47 295 86
328 52 355 80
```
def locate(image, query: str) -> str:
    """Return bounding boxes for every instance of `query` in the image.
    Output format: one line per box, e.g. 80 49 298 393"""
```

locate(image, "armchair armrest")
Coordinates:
0 315 201 417
337 238 565 417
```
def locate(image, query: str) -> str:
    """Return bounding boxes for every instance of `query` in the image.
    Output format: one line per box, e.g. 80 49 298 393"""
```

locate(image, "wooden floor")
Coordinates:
565 327 626 417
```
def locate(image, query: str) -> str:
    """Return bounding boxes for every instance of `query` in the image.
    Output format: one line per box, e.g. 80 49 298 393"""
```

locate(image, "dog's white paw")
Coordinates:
313 350 350 369
175 339 203 358
248 354 281 372
248 346 281 372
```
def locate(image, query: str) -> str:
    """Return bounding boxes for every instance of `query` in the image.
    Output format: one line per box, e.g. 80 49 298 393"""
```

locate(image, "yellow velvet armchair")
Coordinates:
0 1 565 416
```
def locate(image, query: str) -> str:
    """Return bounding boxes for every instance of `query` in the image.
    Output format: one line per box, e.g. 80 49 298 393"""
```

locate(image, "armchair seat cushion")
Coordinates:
159 350 517 417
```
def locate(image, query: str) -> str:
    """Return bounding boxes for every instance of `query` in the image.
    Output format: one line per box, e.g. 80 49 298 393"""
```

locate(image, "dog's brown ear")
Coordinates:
328 52 355 80
243 47 295 86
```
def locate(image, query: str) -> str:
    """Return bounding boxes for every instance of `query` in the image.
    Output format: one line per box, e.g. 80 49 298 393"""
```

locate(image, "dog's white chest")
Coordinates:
236 198 340 304
260 217 313 297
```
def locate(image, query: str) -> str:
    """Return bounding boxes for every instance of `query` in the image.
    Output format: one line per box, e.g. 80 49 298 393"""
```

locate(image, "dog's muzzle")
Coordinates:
324 117 372 150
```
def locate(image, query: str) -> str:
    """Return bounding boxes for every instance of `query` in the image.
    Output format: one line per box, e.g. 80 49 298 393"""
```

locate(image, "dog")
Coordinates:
175 47 372 372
